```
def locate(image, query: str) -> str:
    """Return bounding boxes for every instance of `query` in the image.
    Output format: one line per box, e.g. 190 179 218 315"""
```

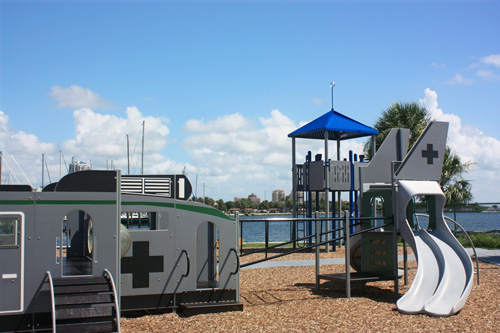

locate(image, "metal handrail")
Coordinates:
415 213 480 285
103 269 121 333
229 248 240 275
45 271 56 333
181 250 190 278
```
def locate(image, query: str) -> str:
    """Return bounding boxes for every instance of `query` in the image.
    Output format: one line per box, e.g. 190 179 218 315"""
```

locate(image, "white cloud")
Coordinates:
312 97 324 105
50 85 115 109
182 109 301 199
0 106 179 187
445 73 474 85
481 53 500 68
431 62 445 69
476 69 500 81
420 88 500 202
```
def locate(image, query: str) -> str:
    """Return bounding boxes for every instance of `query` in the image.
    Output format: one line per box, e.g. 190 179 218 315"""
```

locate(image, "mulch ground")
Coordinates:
121 247 500 332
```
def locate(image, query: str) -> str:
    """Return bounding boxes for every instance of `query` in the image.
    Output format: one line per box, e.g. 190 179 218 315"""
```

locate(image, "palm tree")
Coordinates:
364 102 473 204
440 147 474 203
364 102 431 160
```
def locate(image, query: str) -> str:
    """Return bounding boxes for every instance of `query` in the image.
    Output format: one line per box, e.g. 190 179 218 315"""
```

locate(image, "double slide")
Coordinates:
396 180 474 316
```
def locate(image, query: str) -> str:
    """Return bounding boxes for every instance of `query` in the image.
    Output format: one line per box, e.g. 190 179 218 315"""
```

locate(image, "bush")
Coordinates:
456 232 500 249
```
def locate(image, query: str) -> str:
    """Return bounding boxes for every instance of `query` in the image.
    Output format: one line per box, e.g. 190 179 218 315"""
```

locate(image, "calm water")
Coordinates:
239 212 500 243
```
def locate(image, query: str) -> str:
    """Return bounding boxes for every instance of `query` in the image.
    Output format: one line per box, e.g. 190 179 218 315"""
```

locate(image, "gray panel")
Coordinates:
360 128 410 185
329 160 351 191
395 122 448 181
0 213 23 312
309 161 325 191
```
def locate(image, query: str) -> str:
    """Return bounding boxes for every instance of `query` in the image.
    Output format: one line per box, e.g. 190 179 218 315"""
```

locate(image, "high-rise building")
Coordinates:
272 189 285 202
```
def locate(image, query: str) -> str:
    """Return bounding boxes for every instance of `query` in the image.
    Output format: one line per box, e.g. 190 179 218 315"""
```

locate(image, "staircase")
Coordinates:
51 275 119 332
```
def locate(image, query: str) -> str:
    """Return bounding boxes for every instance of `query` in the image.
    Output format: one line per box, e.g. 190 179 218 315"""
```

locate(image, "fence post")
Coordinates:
344 210 351 298
265 220 269 259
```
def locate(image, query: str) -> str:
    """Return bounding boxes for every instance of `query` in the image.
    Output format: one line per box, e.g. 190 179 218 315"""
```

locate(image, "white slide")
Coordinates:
396 180 474 316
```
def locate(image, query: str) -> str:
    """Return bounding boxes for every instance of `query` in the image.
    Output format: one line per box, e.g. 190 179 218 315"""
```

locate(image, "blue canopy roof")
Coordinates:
288 109 379 140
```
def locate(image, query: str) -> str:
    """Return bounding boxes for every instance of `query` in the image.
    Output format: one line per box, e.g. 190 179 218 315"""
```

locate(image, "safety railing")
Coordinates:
103 269 121 333
45 271 56 333
415 213 480 285
240 213 394 269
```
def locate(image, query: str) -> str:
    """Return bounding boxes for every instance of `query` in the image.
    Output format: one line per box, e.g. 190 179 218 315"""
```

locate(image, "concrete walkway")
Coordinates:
242 248 500 269
242 254 416 269
466 248 500 266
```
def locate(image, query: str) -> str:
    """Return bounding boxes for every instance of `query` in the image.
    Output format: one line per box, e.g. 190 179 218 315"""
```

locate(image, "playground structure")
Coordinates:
289 114 475 317
0 171 241 332
0 108 477 332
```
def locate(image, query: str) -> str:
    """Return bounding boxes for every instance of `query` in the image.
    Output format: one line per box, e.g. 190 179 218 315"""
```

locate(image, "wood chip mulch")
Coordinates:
121 248 500 332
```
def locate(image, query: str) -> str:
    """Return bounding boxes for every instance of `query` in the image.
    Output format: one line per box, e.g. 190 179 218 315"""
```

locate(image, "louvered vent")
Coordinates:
121 177 171 197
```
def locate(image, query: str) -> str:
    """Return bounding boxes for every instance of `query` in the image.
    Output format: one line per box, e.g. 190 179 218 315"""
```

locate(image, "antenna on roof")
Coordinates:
330 81 335 110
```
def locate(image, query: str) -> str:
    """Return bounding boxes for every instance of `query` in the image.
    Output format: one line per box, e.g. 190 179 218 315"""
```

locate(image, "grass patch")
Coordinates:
456 231 500 249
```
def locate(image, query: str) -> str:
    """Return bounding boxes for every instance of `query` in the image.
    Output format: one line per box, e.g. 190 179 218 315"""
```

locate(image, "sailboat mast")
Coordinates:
141 120 145 175
42 153 45 187
126 134 130 175
0 151 2 185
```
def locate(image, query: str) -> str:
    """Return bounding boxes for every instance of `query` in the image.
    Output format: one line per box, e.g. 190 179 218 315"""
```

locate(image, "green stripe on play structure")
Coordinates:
0 200 33 205
36 200 116 205
122 201 175 208
175 203 232 220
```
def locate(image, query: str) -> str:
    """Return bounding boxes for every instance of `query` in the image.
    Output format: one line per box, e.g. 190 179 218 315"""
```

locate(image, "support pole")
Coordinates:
292 138 297 218
324 131 330 253
345 210 351 298
337 139 342 247
0 151 2 185
292 138 297 250
315 211 320 290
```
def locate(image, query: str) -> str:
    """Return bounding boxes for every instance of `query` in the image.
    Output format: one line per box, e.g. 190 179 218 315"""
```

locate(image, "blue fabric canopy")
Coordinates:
288 109 379 140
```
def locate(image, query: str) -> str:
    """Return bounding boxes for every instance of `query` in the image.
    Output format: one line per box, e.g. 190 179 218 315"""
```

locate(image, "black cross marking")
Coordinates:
421 144 439 165
121 241 164 289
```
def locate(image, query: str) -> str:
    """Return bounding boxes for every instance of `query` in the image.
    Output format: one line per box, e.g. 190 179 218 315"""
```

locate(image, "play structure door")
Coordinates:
0 213 24 313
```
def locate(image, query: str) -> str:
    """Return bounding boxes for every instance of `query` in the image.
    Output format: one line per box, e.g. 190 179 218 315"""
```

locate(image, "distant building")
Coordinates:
272 189 286 202
234 193 261 204
248 193 261 204
69 157 91 173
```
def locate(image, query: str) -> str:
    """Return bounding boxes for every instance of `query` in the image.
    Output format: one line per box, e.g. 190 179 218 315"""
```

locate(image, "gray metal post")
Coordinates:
292 138 297 218
315 211 320 290
324 131 330 253
403 239 408 285
344 210 351 298
371 134 376 158
337 139 342 247
0 151 2 184
391 162 399 298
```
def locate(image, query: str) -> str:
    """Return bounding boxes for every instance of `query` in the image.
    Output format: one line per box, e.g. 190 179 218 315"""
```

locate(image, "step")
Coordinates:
56 306 115 320
52 276 108 286
54 283 111 294
55 293 114 306
56 320 117 333
179 302 243 317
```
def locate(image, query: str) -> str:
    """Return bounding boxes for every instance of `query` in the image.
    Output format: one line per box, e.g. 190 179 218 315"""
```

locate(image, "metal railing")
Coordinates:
103 269 121 333
415 213 480 285
45 271 56 333
239 214 394 269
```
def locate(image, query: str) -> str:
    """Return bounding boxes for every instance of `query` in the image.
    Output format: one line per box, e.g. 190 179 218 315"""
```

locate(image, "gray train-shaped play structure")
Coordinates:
0 117 476 331
0 172 241 331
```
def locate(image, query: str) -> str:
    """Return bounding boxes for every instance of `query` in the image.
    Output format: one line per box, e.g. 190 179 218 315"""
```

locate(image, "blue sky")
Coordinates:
1 0 500 202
